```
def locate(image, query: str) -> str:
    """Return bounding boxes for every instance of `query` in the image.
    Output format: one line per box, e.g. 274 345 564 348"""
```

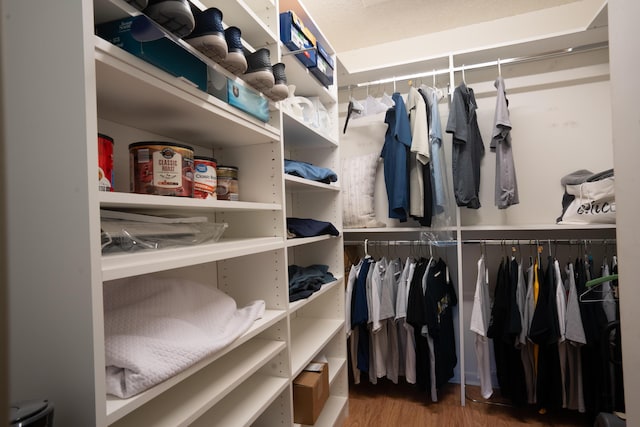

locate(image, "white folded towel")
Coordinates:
104 276 265 398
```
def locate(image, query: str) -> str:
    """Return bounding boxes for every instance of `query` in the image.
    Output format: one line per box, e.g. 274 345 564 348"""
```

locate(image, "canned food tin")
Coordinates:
193 156 217 199
216 166 239 201
129 141 194 197
98 133 114 192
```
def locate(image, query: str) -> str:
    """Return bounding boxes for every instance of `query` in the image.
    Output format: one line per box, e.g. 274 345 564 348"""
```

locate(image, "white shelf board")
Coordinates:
190 374 290 427
106 309 286 423
109 339 286 427
289 276 343 313
286 235 339 248
290 317 344 377
283 111 338 148
99 191 282 212
196 0 278 49
326 357 347 386
299 396 348 427
102 237 283 281
285 175 340 192
94 36 280 148
281 48 337 105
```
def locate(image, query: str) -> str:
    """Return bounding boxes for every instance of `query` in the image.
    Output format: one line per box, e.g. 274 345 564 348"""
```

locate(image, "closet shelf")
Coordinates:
99 192 282 212
295 396 348 427
326 357 347 386
290 317 344 377
286 235 340 248
289 276 344 313
106 310 286 424
283 111 339 148
281 46 337 105
94 36 280 148
284 175 340 192
102 237 284 281
189 374 289 427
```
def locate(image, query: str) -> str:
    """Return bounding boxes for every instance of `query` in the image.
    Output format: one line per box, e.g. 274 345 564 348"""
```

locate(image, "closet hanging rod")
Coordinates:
349 41 608 89
344 239 457 246
344 238 615 246
462 238 616 245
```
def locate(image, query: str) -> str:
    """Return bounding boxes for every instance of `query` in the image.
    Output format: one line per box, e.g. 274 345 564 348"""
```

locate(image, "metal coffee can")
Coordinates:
193 156 217 199
216 166 239 201
98 133 114 192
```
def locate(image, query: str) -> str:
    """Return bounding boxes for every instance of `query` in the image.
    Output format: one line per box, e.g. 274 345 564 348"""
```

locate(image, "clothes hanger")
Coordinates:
497 57 502 77
580 274 619 303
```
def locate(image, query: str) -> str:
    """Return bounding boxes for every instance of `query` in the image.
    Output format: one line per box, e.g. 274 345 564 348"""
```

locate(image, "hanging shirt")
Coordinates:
564 262 586 413
381 92 412 222
421 85 449 215
406 87 430 219
445 83 485 209
470 255 493 399
554 260 568 409
521 263 537 404
491 76 519 208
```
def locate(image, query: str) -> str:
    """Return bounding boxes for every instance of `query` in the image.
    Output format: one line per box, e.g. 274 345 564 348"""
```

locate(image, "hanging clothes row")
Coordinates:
470 245 623 417
345 248 458 402
380 83 455 228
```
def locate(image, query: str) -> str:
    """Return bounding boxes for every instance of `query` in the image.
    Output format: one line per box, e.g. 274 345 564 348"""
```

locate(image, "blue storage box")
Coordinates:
96 15 208 92
227 80 270 122
309 42 334 87
279 11 316 68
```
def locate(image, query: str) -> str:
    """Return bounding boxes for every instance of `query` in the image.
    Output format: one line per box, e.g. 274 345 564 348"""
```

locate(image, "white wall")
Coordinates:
609 0 640 424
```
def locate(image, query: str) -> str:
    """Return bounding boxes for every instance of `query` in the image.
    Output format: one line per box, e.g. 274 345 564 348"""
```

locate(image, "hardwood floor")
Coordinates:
343 379 595 427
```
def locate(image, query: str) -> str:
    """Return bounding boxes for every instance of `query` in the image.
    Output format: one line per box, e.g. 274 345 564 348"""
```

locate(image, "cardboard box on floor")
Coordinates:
293 362 329 424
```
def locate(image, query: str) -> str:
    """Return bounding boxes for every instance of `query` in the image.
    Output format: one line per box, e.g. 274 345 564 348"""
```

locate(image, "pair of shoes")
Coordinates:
183 9 248 74
143 0 195 38
220 26 248 75
267 62 289 101
184 7 228 62
244 48 289 101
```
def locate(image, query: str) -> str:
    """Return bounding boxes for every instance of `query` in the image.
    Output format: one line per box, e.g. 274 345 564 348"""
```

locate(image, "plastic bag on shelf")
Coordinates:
100 210 228 253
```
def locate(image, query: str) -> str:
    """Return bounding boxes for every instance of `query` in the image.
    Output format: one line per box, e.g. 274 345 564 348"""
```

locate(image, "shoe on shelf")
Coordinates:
244 48 275 92
220 26 248 75
125 0 148 10
265 62 289 101
143 0 195 38
185 8 228 62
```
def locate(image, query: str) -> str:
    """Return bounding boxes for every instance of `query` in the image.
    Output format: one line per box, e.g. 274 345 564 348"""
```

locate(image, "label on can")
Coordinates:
194 158 217 199
153 147 182 188
98 134 114 192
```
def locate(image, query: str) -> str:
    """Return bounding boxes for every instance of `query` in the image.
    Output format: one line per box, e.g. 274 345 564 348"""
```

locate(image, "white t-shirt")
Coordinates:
470 256 493 399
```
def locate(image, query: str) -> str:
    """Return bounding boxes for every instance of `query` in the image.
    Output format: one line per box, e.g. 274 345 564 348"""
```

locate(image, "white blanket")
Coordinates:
104 276 265 398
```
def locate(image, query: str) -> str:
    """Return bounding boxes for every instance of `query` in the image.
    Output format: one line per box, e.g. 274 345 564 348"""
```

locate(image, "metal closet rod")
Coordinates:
344 239 456 246
344 238 616 246
349 41 609 89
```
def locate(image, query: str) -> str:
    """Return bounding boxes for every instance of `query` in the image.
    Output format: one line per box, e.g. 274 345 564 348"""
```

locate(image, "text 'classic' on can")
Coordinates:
129 142 194 197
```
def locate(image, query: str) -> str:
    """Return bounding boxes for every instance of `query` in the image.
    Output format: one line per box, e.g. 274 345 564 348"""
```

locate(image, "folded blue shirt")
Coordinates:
287 217 340 238
284 159 337 184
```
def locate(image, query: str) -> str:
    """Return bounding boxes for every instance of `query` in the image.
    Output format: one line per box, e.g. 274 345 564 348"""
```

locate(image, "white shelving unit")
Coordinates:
5 0 346 425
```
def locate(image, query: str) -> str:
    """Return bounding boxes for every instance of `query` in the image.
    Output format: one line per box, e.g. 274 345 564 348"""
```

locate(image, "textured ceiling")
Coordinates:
303 0 582 54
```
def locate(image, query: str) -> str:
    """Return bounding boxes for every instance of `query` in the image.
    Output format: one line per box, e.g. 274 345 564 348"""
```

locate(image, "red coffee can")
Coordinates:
98 133 114 192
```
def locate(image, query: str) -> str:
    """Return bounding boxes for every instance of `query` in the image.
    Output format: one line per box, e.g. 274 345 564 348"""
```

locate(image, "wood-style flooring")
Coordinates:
343 379 595 427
